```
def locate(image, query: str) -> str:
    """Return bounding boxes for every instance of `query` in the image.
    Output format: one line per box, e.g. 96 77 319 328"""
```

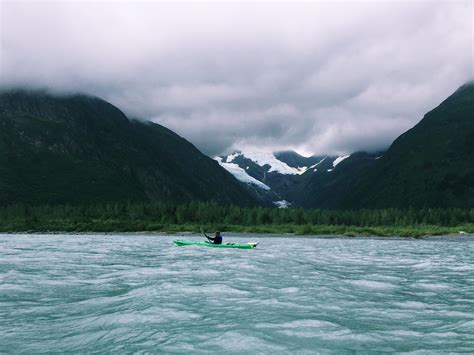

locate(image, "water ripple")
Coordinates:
0 233 473 352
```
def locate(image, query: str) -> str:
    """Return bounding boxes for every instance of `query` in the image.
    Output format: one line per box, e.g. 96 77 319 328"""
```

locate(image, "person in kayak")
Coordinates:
204 231 223 244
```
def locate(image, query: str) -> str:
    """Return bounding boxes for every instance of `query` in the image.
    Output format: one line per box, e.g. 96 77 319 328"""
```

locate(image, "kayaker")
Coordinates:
205 231 223 245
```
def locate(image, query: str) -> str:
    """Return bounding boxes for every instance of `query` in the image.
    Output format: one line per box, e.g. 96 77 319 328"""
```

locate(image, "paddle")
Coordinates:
201 228 211 242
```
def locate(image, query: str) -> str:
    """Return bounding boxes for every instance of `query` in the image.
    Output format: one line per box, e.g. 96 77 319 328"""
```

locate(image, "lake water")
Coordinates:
1 233 473 353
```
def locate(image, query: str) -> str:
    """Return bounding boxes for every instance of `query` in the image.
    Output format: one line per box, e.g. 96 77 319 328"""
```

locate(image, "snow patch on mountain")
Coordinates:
225 152 241 163
273 200 291 208
215 157 271 190
333 155 350 167
229 151 308 175
310 156 327 169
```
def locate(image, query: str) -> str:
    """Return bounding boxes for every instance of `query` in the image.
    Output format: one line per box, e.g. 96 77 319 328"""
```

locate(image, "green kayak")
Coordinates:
174 240 258 249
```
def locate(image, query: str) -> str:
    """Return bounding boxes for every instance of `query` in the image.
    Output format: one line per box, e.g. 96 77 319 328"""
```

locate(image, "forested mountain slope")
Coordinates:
336 83 474 208
0 90 258 206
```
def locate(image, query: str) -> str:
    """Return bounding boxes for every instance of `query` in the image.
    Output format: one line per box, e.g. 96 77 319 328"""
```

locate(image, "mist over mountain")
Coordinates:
0 82 471 209
215 83 473 209
1 1 471 156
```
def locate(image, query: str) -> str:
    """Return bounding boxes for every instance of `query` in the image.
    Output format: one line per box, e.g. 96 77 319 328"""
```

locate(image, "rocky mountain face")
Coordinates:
215 150 360 207
291 152 382 208
0 90 259 206
273 151 326 169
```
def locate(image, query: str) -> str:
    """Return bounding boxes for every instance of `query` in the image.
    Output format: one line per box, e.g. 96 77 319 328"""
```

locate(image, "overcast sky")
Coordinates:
1 0 472 156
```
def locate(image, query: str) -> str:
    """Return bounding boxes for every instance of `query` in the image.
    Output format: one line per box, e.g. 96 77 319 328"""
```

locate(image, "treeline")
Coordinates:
0 202 473 233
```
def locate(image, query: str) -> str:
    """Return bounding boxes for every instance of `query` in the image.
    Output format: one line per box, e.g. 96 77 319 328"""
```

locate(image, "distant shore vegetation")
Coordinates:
0 202 472 237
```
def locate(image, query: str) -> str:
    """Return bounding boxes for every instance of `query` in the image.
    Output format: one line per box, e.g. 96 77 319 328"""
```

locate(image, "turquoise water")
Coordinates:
1 233 473 353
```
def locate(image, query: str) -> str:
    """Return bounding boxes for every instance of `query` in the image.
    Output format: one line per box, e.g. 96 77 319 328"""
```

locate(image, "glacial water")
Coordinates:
0 233 473 353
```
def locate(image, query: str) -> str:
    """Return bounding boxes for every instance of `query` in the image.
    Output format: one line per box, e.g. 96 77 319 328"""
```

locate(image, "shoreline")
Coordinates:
1 227 472 239
1 205 471 238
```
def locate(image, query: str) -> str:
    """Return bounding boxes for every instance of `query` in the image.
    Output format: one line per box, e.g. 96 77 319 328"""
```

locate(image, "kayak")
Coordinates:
174 240 258 249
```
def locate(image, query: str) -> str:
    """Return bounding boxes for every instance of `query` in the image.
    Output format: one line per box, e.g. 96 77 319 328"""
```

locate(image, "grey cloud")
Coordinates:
1 1 472 156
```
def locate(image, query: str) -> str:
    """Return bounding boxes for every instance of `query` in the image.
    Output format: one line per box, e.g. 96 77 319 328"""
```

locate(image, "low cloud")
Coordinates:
1 1 472 156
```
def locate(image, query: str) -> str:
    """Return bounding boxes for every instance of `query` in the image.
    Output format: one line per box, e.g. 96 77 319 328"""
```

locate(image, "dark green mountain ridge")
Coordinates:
1 82 472 210
0 89 258 206
292 152 382 208
298 82 474 208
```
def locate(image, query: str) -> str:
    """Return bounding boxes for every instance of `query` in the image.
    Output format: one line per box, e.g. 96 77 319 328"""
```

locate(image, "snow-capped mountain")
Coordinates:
214 150 357 206
214 156 271 191
225 151 309 175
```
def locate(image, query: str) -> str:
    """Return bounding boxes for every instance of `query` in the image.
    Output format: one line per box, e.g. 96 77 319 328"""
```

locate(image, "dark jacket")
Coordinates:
207 234 223 244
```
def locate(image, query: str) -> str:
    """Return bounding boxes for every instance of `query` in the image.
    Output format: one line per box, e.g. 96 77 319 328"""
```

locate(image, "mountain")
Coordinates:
0 89 258 206
274 151 325 169
291 152 382 208
5 82 469 210
335 82 474 208
218 83 473 209
215 150 354 206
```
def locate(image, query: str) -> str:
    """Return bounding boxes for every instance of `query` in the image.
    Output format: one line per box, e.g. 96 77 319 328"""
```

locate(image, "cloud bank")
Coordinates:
1 1 472 156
